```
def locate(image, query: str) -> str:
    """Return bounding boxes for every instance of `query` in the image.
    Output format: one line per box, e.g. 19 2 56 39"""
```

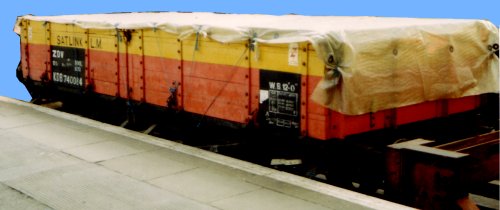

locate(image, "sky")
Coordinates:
1 0 499 101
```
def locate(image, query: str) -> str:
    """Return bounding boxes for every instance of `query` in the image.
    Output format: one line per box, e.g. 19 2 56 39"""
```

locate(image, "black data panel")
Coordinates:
260 70 301 131
51 46 85 89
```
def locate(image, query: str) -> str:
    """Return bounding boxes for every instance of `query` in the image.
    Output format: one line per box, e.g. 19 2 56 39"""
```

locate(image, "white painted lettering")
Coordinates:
52 50 64 59
269 82 276 89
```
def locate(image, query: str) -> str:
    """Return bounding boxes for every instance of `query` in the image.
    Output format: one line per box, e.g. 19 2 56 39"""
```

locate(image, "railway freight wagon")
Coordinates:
14 12 499 140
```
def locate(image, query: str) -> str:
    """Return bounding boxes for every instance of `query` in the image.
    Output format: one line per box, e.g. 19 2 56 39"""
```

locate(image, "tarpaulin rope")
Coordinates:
250 31 259 61
194 26 203 51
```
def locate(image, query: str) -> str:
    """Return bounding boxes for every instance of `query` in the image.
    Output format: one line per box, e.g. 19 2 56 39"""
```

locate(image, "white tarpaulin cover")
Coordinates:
15 12 499 115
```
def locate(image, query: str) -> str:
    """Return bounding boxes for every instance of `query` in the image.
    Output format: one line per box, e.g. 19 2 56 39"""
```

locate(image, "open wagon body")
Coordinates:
14 12 499 140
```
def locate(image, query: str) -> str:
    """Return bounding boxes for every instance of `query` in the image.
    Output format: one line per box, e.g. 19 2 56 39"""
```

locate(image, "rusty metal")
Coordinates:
386 131 499 210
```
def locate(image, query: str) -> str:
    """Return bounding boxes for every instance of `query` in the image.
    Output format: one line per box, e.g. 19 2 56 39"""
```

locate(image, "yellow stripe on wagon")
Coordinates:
50 22 86 49
21 20 325 77
21 20 50 45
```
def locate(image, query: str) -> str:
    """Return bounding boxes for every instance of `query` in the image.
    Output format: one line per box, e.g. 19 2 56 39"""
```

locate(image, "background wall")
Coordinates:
2 0 498 101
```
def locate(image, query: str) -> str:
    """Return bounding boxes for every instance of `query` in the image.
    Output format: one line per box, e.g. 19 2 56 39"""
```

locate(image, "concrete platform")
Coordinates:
0 96 412 210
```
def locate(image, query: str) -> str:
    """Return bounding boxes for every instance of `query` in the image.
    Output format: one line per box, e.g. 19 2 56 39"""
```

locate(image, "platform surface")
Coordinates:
0 96 411 210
